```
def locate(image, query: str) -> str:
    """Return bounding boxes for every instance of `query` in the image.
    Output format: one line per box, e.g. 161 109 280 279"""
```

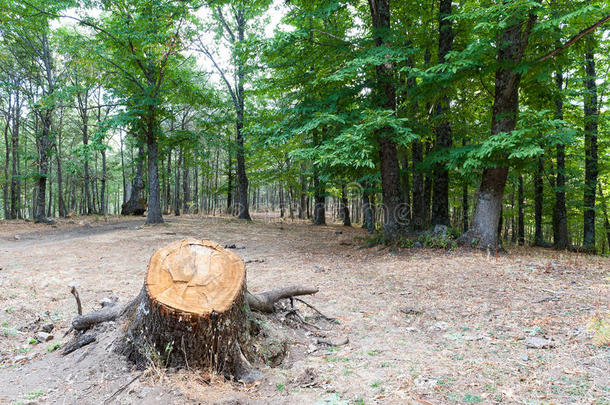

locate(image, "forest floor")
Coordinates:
0 215 608 405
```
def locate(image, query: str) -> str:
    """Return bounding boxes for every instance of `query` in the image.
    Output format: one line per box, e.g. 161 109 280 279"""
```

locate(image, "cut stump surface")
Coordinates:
146 239 246 315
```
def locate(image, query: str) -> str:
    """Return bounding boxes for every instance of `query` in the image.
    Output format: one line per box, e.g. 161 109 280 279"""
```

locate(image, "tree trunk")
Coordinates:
582 39 598 252
553 69 569 249
182 150 190 214
598 183 610 254
369 0 405 240
312 132 325 225
341 183 351 226
361 182 375 233
34 109 52 223
533 156 544 245
412 141 425 230
146 122 164 224
227 150 233 215
55 108 67 217
462 181 468 232
460 16 533 249
518 175 525 246
119 239 250 374
3 115 10 219
431 0 453 227
174 149 182 216
79 91 93 215
10 85 21 220
121 146 146 216
299 163 307 219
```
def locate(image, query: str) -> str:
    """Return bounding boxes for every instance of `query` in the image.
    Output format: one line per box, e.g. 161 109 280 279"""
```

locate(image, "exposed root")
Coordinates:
72 295 140 331
62 334 96 355
246 286 319 313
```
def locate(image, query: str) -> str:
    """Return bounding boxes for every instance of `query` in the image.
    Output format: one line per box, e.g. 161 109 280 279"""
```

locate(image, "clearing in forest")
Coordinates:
0 216 608 404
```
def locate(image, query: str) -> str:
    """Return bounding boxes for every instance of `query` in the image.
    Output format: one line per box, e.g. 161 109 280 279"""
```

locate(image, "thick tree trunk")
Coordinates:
121 146 146 216
431 0 453 227
460 16 533 249
119 239 249 374
369 0 405 240
582 40 598 252
553 70 569 249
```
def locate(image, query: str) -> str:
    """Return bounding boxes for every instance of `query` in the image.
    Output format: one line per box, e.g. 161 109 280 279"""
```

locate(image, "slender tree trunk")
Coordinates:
226 149 233 215
431 0 454 227
146 116 163 224
299 163 306 219
3 115 10 219
533 156 544 245
312 132 325 225
582 39 598 252
34 109 52 223
598 183 610 253
341 183 351 226
518 175 525 246
174 149 181 216
412 141 425 230
369 0 405 240
462 182 468 232
460 16 533 249
10 86 21 219
553 70 569 249
182 150 189 214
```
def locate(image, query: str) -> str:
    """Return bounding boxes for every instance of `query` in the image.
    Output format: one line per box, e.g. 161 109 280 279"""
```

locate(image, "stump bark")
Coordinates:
119 239 251 375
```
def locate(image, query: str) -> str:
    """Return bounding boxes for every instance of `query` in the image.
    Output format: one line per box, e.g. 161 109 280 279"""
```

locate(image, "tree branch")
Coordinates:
534 14 610 63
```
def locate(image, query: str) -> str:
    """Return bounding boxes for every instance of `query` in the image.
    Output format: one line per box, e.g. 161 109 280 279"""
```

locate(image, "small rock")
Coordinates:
36 332 53 342
413 241 423 248
521 354 529 361
525 336 554 349
40 323 54 333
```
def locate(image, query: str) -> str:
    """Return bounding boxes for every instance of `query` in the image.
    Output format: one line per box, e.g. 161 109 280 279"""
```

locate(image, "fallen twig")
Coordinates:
294 298 338 323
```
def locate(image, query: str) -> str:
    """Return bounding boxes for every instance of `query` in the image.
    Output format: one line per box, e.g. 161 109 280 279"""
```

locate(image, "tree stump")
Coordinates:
120 239 250 375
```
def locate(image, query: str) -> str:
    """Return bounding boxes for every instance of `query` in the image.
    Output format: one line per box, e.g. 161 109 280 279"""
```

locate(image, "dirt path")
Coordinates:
0 216 608 404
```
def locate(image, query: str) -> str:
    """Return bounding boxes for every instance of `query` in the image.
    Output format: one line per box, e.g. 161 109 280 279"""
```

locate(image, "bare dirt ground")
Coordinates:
0 215 608 404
